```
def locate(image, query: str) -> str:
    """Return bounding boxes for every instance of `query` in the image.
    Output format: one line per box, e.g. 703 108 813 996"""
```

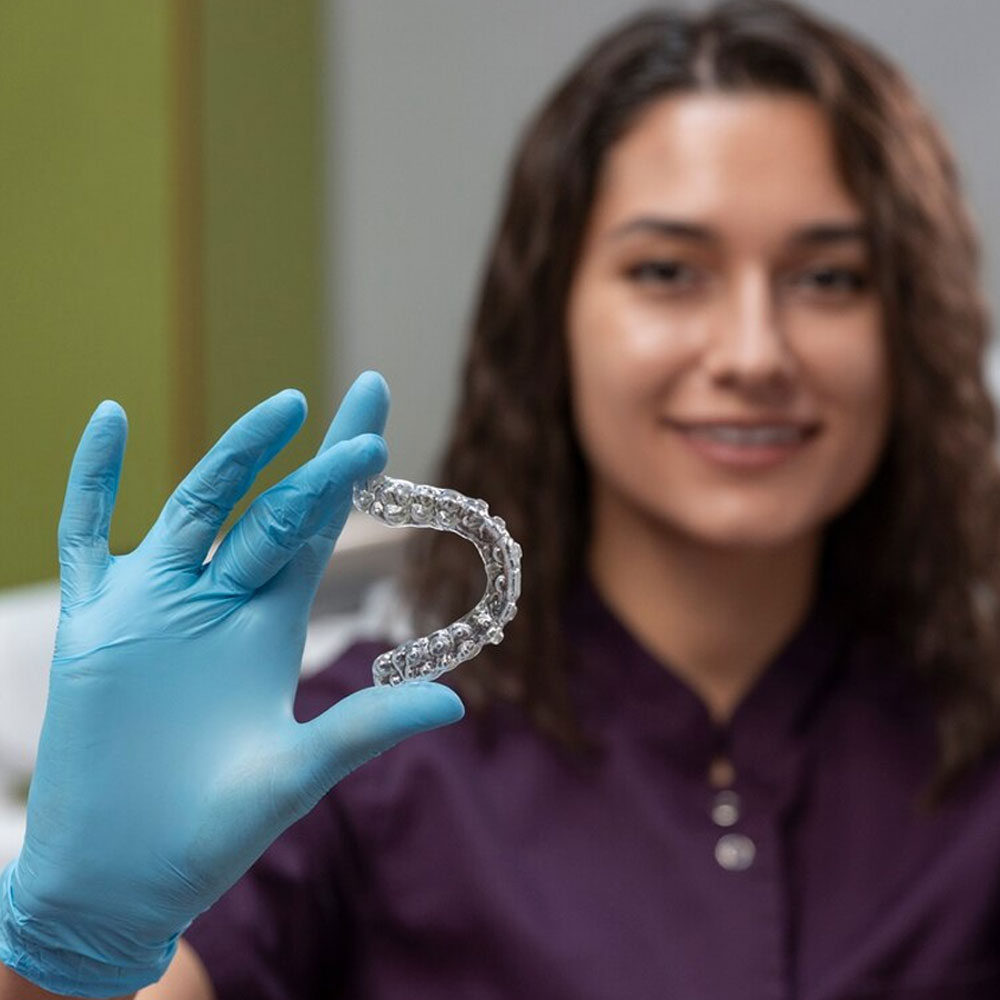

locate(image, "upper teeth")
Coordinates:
686 425 806 446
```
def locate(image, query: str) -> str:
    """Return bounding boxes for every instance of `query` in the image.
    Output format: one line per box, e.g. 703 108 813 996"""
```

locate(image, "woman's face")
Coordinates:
566 93 890 551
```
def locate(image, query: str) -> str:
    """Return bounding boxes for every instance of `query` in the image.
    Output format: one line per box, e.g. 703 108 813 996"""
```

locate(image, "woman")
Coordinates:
3 1 1000 997
186 1 1000 995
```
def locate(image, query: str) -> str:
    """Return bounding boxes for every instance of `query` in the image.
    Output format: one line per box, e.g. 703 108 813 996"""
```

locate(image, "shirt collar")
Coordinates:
565 576 850 784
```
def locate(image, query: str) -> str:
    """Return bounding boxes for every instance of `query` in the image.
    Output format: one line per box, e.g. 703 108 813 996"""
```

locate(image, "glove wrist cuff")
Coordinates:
0 862 182 998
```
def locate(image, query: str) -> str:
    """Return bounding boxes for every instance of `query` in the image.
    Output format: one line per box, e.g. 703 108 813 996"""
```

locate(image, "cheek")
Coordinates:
803 312 890 427
566 283 625 427
567 282 701 421
801 317 892 506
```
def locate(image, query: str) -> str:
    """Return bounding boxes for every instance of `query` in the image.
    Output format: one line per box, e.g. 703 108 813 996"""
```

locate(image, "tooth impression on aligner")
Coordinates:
354 474 523 686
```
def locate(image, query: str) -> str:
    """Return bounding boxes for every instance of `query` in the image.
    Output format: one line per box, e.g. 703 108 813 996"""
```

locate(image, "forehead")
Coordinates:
591 92 863 235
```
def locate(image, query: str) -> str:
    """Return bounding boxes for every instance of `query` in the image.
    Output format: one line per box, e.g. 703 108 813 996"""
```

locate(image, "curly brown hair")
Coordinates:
403 0 1000 789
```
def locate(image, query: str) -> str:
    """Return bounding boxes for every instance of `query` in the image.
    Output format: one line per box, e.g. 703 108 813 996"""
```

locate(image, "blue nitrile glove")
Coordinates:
0 372 463 997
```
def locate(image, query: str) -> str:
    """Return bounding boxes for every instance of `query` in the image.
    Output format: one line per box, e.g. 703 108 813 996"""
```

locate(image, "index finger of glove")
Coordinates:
207 433 387 595
266 371 392 608
148 389 307 569
317 370 390 453
58 401 128 603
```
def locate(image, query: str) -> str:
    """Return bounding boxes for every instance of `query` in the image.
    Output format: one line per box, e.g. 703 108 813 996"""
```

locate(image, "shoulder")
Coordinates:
294 634 579 857
820 627 1000 817
295 638 393 722
293 637 504 819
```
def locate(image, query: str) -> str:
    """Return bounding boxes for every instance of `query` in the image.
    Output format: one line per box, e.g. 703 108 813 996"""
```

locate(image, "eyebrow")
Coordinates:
607 216 870 248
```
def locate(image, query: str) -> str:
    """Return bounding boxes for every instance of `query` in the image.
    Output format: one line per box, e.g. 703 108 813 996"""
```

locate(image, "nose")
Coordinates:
704 270 797 400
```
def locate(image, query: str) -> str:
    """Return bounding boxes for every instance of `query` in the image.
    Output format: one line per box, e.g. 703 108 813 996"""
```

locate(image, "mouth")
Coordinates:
672 421 820 444
665 419 822 468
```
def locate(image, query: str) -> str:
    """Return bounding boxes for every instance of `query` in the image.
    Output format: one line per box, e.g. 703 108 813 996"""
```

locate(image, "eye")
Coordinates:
625 260 701 290
792 267 870 297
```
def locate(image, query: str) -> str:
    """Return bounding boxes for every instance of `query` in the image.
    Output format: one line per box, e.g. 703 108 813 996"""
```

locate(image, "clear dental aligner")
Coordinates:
352 474 522 686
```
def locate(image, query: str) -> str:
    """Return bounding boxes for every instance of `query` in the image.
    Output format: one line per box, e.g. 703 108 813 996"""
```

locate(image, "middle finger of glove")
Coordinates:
204 433 387 595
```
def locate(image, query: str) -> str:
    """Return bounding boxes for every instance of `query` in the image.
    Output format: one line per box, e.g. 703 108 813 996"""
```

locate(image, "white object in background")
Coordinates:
0 579 59 866
302 577 415 676
0 580 58 772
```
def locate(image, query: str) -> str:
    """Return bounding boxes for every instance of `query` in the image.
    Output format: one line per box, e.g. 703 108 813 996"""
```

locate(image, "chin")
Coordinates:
695 523 816 552
666 503 827 554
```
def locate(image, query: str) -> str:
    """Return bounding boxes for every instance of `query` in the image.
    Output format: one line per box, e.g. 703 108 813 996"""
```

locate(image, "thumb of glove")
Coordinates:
279 682 466 822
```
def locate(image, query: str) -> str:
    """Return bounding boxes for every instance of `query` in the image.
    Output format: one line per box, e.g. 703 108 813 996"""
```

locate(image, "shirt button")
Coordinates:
715 833 756 871
707 755 736 788
711 790 741 827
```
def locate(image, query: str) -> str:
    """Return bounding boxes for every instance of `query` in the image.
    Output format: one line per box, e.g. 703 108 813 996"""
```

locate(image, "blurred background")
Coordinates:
0 0 998 857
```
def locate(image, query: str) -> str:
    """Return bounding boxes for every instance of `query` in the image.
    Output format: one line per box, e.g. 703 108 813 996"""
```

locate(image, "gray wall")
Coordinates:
325 1 1000 480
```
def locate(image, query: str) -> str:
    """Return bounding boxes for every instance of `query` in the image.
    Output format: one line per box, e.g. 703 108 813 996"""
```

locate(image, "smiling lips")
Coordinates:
666 419 821 469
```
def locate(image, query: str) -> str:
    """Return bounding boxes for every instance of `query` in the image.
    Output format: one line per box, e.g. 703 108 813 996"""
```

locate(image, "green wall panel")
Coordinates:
0 2 173 587
202 1 323 507
0 1 323 589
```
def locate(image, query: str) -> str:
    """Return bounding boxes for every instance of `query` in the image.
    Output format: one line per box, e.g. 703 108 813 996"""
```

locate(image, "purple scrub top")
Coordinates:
186 582 1000 998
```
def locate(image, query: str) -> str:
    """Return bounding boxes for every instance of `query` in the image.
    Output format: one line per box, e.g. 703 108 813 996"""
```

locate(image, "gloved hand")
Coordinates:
0 372 464 997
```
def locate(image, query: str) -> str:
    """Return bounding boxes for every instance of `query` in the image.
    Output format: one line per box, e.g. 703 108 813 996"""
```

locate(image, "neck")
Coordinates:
588 493 820 723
